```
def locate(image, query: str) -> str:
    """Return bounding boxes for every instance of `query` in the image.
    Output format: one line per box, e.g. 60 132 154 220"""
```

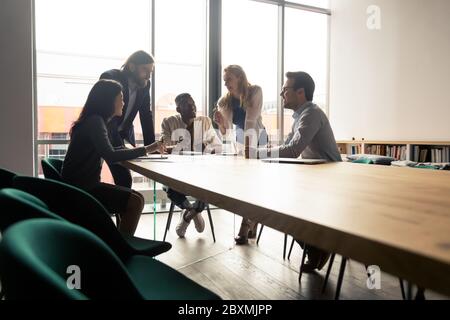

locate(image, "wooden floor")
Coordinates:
135 208 448 300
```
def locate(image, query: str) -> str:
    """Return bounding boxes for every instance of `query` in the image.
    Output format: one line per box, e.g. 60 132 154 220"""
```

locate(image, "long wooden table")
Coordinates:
124 155 450 297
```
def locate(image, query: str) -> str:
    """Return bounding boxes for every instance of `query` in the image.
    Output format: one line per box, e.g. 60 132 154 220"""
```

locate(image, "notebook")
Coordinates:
261 158 328 165
136 155 169 160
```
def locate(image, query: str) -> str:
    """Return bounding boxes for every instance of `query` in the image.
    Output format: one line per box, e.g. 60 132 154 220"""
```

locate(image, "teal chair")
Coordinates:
0 219 221 300
0 168 17 189
41 158 123 227
0 188 63 232
41 158 64 181
0 188 63 299
12 176 171 260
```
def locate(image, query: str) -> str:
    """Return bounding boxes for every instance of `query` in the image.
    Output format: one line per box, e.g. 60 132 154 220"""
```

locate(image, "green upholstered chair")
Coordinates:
0 188 63 232
12 176 171 260
0 219 221 300
41 158 64 181
0 168 17 189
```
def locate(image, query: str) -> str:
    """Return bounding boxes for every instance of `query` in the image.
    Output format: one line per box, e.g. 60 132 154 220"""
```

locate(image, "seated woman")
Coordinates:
61 79 164 236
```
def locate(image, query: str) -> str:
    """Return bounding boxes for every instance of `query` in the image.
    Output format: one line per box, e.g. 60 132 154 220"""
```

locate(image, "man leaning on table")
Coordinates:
258 71 342 273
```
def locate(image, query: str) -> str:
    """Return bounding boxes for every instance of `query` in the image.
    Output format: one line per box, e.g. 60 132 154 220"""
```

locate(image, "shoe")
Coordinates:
247 223 258 239
234 235 249 245
175 209 191 238
301 246 330 273
236 221 249 245
301 261 319 274
316 252 331 271
192 212 205 233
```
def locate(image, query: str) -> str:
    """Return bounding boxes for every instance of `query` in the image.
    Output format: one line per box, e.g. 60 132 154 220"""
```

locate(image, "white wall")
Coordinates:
0 0 34 175
329 0 450 141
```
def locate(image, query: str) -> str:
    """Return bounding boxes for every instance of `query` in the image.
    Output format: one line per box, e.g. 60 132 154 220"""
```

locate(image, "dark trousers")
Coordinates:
107 162 132 189
165 187 205 213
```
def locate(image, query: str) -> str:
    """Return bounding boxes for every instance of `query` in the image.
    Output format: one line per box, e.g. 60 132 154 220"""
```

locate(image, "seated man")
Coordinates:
161 93 221 238
258 71 342 272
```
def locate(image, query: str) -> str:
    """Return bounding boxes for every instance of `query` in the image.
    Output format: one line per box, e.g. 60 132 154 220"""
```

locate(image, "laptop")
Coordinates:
261 158 328 165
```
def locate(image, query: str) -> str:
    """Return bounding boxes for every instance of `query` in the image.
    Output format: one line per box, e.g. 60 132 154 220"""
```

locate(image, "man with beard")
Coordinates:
100 50 155 188
257 71 341 272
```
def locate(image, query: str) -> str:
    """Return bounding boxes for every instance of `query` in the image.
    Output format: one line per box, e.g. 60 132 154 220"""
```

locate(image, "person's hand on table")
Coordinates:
145 140 166 155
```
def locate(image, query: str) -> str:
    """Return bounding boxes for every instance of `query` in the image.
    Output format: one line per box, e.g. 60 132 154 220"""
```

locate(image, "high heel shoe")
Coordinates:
235 219 257 245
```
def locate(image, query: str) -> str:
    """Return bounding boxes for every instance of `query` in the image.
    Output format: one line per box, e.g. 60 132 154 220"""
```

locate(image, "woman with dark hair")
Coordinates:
62 79 164 236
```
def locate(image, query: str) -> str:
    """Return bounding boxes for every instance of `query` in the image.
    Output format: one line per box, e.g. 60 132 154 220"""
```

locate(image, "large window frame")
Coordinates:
32 0 331 178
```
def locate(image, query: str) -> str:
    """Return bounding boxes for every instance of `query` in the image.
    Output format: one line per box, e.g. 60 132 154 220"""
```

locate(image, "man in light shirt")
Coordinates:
161 93 221 238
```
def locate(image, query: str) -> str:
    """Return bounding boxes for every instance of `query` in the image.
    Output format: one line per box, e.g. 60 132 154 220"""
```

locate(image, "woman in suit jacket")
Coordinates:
62 79 164 236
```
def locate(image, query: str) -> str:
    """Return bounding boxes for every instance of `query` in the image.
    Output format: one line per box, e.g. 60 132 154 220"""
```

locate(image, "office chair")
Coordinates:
12 176 172 261
41 158 64 181
0 219 221 300
0 167 17 189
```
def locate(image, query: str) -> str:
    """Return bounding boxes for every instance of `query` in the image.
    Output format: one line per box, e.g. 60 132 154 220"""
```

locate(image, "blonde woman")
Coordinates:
213 65 268 245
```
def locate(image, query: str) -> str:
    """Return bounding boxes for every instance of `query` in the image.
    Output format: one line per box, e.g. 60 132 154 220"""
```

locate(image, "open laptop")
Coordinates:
261 158 328 165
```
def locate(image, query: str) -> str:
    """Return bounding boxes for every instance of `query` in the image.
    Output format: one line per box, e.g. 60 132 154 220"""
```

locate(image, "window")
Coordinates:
34 0 330 202
153 0 207 136
35 0 151 178
287 0 330 9
222 0 279 143
222 0 330 141
283 7 329 138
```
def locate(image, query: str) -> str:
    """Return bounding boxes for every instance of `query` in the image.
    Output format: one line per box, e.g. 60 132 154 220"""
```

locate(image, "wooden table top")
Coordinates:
124 155 450 297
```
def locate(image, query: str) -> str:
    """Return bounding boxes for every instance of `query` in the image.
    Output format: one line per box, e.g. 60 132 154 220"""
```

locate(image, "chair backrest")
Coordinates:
0 188 63 232
0 167 17 189
0 219 143 299
12 176 133 260
41 158 64 181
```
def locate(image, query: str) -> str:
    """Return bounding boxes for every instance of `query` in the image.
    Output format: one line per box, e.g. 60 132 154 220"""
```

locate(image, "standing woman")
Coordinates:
213 65 268 245
61 79 164 236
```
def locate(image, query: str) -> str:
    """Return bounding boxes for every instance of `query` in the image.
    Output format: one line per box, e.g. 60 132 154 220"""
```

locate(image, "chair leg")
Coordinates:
287 237 295 260
415 288 426 300
206 204 216 243
322 253 336 293
256 224 264 245
406 281 413 300
163 202 175 241
283 234 288 260
298 243 308 283
399 278 406 300
334 257 347 300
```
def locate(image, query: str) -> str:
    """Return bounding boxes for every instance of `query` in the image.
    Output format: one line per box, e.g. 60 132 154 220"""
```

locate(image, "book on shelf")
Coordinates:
412 146 450 164
365 144 407 161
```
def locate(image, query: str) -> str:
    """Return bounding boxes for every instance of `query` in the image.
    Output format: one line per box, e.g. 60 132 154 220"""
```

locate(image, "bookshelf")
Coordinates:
337 140 450 162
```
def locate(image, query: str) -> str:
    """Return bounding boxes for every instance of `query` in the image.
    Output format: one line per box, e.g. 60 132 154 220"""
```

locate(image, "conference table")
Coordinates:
123 155 450 298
